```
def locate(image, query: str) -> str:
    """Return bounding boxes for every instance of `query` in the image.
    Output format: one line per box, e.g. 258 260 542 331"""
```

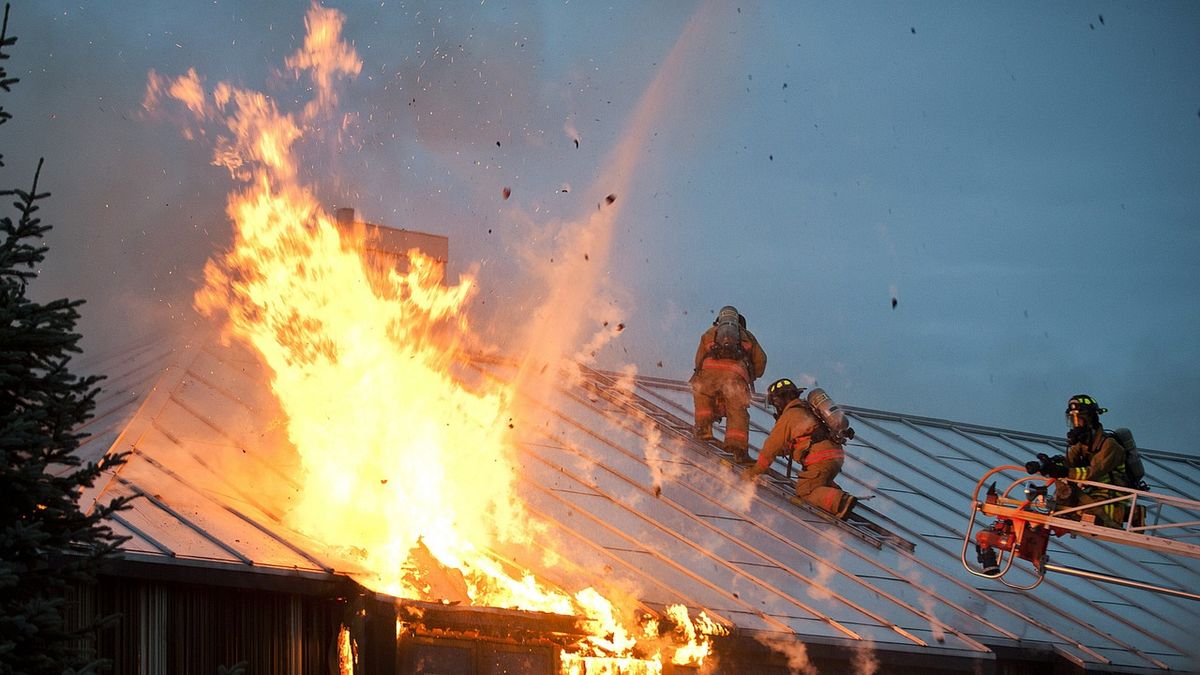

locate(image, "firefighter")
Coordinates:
690 305 767 464
1032 394 1130 527
742 378 857 520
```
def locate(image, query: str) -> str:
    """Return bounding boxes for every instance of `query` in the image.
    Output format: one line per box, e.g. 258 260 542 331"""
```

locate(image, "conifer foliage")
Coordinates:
0 5 129 673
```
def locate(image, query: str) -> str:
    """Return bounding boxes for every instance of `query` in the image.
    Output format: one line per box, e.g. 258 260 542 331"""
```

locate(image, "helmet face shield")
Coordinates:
1064 394 1106 445
1065 394 1105 430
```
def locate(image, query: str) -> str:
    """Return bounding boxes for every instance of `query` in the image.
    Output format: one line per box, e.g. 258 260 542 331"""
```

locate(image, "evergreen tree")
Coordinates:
0 5 129 673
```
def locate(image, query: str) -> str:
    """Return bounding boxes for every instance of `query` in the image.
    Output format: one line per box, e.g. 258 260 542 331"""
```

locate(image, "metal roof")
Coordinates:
76 334 1200 673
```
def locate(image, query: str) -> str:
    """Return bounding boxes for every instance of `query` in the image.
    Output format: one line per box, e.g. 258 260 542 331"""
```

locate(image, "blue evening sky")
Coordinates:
9 1 1200 453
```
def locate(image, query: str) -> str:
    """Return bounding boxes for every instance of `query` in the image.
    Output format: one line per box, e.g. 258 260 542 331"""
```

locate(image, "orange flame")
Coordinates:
183 2 542 605
337 625 356 675
149 2 722 669
666 605 728 666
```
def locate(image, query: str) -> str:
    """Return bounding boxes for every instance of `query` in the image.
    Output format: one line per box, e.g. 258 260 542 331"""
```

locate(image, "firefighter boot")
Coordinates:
730 448 755 465
693 421 714 443
836 495 858 521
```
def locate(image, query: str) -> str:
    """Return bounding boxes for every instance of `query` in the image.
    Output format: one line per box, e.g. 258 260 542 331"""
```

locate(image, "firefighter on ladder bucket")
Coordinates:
742 378 858 520
975 393 1142 576
690 305 767 464
1028 394 1135 528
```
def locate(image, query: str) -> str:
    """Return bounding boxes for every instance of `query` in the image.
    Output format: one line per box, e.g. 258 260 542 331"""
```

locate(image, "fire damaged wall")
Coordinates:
394 600 582 675
76 563 673 675
71 561 1028 675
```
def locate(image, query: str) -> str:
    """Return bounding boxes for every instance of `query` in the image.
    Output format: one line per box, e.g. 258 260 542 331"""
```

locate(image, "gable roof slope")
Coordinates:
76 334 1200 673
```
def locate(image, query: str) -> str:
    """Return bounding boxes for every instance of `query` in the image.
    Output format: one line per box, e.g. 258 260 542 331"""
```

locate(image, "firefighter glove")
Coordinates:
1043 463 1068 479
1032 453 1068 478
740 466 763 482
1027 453 1064 478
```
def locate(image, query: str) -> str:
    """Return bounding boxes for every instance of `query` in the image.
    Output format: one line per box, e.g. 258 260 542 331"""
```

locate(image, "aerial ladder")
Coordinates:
961 465 1200 601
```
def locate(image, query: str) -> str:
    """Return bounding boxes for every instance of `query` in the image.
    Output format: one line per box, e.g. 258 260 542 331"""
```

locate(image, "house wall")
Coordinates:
65 566 1083 675
396 637 556 675
80 574 355 675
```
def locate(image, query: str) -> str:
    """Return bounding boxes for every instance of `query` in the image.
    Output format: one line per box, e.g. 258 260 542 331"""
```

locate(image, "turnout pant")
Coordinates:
1055 483 1128 528
794 458 852 516
691 368 751 453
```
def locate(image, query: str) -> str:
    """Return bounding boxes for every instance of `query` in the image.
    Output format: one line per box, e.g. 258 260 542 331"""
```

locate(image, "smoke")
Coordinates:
606 366 682 496
642 432 682 498
755 630 880 675
581 364 690 508
563 117 581 149
806 555 838 603
796 526 850 604
852 474 884 519
725 477 758 514
754 633 817 675
508 0 728 405
896 556 949 644
851 639 880 675
573 304 631 364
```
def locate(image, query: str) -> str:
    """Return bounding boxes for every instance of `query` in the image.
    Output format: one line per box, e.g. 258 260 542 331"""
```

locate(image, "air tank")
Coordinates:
807 388 849 437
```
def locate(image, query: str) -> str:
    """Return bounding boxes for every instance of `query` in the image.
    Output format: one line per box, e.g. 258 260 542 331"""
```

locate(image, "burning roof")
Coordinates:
100 4 1200 672
76 332 1200 673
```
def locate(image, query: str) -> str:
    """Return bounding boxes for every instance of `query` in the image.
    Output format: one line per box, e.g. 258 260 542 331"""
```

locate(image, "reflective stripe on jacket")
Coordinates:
803 444 845 465
700 358 751 382
1066 430 1127 487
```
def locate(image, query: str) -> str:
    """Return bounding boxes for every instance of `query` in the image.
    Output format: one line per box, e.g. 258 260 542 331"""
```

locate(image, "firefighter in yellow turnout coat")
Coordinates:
1043 394 1131 527
691 306 767 463
743 379 857 520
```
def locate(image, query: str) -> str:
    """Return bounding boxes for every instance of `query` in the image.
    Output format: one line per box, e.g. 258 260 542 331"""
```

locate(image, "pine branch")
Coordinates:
0 4 16 56
0 9 129 671
0 4 15 140
0 158 50 289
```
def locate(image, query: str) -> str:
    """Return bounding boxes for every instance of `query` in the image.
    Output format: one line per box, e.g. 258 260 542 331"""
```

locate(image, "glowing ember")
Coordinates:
146 2 723 670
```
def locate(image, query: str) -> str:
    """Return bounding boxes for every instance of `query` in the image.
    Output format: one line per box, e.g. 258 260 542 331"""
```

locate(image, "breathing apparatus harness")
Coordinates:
767 379 856 448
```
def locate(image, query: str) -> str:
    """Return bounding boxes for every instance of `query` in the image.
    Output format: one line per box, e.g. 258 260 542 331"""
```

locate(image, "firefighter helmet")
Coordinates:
766 378 804 418
1065 394 1106 428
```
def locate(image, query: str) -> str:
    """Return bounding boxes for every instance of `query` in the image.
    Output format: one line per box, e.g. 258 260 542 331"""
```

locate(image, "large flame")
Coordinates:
148 2 723 670
195 182 527 599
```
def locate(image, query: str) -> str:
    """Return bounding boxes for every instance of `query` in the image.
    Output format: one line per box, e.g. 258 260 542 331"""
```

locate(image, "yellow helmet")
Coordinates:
766 378 804 417
1065 393 1106 429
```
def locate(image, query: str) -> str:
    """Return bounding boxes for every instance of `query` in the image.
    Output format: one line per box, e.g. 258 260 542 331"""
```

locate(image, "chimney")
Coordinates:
333 206 448 284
